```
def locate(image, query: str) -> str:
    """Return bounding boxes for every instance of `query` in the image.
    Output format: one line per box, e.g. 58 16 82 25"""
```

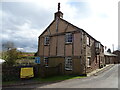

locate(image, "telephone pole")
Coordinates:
112 44 114 52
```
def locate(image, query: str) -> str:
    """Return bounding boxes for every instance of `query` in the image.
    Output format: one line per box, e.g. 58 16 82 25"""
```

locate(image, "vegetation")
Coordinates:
107 48 112 53
2 48 22 66
1 41 36 66
33 75 86 82
3 75 86 85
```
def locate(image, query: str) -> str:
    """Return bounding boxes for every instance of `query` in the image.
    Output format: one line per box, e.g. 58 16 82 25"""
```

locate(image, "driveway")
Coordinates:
3 64 119 89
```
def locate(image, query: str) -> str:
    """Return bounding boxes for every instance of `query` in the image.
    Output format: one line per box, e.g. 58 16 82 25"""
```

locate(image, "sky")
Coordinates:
0 0 119 52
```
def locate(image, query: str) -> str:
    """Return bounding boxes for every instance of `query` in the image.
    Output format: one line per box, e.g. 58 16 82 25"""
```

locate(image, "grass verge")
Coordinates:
2 75 86 85
32 75 86 82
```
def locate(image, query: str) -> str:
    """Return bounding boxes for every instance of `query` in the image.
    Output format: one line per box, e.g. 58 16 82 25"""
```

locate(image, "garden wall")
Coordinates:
2 64 61 81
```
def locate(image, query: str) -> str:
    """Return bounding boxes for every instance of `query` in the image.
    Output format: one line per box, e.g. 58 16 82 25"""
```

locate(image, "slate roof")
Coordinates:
104 52 117 57
39 14 104 46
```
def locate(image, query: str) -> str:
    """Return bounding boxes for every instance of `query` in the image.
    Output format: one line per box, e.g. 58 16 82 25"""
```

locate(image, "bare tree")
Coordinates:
2 41 15 51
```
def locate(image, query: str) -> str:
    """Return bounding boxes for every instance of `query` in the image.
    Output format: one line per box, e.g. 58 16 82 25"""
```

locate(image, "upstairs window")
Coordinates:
44 57 48 67
65 57 72 70
44 36 50 45
95 42 101 49
65 33 73 43
87 36 90 46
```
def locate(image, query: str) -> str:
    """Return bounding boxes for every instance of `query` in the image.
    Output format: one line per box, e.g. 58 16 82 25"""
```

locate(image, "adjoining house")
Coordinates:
37 3 105 75
113 50 120 64
104 52 117 64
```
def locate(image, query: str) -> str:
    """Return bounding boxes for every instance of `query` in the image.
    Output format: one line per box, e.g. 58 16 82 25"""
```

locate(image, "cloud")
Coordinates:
2 19 41 52
64 0 118 51
1 2 53 52
1 0 119 52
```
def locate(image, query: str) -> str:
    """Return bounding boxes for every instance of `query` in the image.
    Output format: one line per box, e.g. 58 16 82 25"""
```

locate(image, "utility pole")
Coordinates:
112 44 114 52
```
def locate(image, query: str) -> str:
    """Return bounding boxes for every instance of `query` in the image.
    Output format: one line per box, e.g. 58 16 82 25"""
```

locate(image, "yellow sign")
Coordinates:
20 67 34 78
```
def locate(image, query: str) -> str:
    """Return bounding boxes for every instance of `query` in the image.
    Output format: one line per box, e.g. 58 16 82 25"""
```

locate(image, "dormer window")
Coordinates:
65 33 73 43
44 36 50 45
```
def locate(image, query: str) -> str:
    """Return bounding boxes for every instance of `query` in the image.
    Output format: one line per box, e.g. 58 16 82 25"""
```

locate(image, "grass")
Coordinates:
33 75 86 82
2 81 17 85
2 75 86 85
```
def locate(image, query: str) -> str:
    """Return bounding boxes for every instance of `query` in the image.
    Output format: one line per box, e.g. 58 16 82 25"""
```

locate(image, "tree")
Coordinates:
34 52 38 56
107 48 111 53
2 48 20 66
2 41 20 66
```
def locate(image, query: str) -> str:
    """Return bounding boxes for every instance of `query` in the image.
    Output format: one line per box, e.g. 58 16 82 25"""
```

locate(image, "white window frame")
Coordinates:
87 36 90 46
44 36 50 45
95 42 101 49
44 57 49 67
65 33 73 43
87 57 91 67
65 57 72 70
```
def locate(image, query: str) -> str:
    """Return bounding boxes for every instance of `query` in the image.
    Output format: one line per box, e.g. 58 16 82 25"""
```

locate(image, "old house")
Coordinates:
104 52 117 64
113 50 120 64
38 3 105 75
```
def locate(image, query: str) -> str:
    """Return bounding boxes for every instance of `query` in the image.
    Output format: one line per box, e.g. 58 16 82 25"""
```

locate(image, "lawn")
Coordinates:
3 75 86 85
33 75 86 82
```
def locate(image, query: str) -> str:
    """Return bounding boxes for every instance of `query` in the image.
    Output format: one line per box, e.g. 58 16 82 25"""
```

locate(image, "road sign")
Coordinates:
35 57 40 64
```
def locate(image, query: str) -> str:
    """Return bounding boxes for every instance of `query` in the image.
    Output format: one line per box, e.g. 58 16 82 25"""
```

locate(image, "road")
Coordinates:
3 64 119 89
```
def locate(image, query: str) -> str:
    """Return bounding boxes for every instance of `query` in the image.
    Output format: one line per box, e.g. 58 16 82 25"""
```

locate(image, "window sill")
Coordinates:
87 66 91 68
44 44 50 46
65 42 72 45
65 68 72 71
45 66 49 67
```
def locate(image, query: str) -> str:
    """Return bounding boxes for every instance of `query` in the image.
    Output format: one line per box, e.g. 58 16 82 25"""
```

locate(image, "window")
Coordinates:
96 56 97 63
87 36 90 46
65 57 72 70
95 42 100 49
101 47 104 53
65 33 73 43
44 36 50 45
87 57 91 67
44 57 48 67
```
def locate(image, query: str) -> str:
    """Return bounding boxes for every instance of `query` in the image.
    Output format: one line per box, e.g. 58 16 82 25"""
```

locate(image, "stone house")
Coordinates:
113 50 120 64
37 4 105 75
104 52 117 64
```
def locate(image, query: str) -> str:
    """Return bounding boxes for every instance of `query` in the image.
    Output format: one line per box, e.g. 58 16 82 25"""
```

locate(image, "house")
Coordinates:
104 52 117 64
37 3 105 75
113 50 120 64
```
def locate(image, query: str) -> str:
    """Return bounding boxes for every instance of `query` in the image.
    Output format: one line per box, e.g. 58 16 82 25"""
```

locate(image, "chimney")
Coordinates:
54 3 63 19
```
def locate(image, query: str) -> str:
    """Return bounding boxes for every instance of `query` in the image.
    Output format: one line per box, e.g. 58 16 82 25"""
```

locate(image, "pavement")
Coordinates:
87 64 115 76
2 64 115 87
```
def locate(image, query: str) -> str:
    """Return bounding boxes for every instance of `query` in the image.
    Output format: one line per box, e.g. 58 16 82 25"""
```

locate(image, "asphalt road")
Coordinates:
3 64 119 89
39 64 119 88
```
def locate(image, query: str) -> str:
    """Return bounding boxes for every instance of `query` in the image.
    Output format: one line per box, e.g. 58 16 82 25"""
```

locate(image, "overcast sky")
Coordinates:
0 0 119 52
